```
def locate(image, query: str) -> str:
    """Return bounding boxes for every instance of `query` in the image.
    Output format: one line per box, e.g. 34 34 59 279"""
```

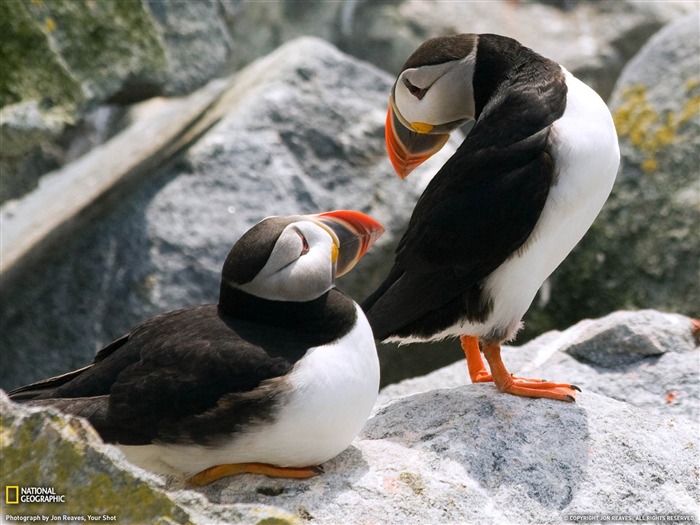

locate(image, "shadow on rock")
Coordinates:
195 443 370 509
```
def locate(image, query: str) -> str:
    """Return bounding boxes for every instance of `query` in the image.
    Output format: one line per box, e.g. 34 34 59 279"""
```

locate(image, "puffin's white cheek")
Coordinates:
269 250 332 301
395 88 422 125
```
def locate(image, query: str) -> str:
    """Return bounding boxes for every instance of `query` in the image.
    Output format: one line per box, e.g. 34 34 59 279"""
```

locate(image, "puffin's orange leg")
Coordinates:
188 462 322 486
461 335 553 384
460 335 493 382
481 342 578 402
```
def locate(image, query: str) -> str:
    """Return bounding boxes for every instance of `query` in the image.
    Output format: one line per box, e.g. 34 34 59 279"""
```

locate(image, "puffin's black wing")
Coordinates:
11 305 312 446
364 126 555 340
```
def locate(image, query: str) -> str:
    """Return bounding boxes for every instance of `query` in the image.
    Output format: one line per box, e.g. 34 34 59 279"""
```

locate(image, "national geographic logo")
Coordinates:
5 486 66 504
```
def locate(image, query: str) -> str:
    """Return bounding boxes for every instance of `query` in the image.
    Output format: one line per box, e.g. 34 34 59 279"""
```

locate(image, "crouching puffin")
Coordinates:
9 210 384 485
363 34 620 401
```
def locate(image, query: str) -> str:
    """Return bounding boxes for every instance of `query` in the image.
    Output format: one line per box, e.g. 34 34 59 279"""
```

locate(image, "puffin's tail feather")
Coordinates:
7 365 93 401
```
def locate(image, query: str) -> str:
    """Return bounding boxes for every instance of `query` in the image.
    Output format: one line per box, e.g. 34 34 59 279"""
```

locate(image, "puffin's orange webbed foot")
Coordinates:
188 462 323 486
460 335 578 402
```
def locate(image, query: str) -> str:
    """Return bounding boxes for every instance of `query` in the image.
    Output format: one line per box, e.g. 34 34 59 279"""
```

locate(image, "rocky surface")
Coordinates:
8 388 697 524
379 310 700 422
202 389 698 525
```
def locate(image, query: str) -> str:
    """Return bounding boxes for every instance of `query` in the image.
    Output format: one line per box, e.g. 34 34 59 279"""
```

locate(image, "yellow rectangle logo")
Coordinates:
5 486 19 504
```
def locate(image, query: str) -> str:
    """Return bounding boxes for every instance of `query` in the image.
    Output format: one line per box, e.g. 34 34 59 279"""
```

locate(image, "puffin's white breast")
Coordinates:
469 67 619 341
120 303 379 477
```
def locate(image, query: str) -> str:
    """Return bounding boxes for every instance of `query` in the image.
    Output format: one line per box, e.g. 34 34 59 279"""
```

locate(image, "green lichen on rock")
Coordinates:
1 393 303 525
1 0 168 111
1 395 194 524
22 0 167 103
0 0 81 110
0 0 169 202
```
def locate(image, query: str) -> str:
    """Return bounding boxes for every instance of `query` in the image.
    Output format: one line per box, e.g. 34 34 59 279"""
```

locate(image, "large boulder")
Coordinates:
0 37 456 392
195 389 699 524
520 12 700 342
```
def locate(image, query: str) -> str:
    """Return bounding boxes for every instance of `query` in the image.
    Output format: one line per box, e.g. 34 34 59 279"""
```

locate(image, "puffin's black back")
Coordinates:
10 288 358 447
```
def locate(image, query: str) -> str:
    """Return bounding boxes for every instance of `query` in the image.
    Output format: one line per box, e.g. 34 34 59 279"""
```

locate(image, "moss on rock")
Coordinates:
0 1 81 109
1 395 193 524
0 0 169 202
1 392 304 524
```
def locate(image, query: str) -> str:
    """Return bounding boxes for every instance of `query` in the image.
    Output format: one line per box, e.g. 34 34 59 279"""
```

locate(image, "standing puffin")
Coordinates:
9 210 384 485
363 34 620 402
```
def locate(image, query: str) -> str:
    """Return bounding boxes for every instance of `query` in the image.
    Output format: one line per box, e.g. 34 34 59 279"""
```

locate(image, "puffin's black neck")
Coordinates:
218 285 357 341
472 34 567 140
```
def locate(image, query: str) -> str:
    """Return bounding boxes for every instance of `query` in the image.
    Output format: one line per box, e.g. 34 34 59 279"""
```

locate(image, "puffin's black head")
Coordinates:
387 33 479 178
222 211 384 303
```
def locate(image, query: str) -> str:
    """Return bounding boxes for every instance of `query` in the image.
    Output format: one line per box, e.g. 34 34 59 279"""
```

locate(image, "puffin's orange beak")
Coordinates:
313 210 385 277
385 101 450 179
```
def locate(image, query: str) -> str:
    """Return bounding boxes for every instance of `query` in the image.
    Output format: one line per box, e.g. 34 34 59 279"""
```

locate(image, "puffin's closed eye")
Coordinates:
403 78 428 100
297 231 310 255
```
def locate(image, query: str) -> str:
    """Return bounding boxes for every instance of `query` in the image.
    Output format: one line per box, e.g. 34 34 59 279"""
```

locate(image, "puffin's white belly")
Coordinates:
398 68 620 344
120 304 379 477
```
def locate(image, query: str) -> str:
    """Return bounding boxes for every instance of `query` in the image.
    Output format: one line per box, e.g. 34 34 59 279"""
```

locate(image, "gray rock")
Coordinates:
8 362 698 524
560 310 695 367
0 391 300 525
522 12 700 342
1 78 231 284
0 101 69 202
145 0 233 95
379 310 700 422
339 0 694 99
0 37 456 392
219 0 343 74
199 388 699 525
524 310 700 423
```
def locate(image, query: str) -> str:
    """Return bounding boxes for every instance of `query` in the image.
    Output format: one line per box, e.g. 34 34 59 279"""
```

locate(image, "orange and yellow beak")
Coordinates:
385 99 450 179
313 210 385 277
